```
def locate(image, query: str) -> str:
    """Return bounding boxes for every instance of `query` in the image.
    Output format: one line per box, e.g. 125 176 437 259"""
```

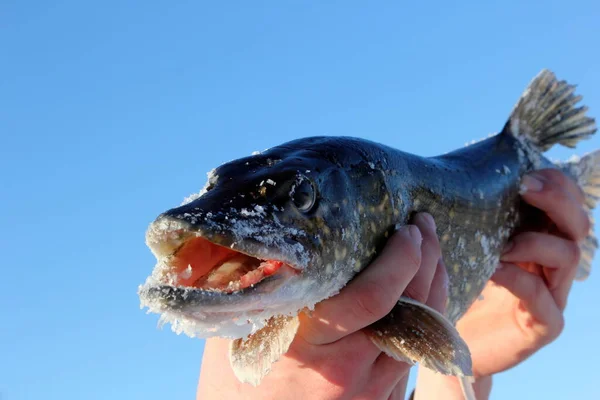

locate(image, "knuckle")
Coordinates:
384 231 422 275
541 169 585 203
402 242 422 274
539 169 571 189
539 168 565 183
403 285 429 303
353 280 395 321
543 179 567 201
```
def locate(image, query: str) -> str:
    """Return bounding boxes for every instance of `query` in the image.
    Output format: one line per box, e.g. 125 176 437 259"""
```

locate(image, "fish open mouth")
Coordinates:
163 236 290 293
140 212 315 337
144 215 301 298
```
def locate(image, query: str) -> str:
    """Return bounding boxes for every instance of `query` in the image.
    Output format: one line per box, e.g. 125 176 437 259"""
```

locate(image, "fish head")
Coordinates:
138 144 371 338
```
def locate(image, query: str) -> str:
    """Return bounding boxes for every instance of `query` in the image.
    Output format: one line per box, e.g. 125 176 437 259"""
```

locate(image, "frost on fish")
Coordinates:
463 133 496 148
139 158 371 340
180 168 219 206
138 69 598 389
139 206 334 339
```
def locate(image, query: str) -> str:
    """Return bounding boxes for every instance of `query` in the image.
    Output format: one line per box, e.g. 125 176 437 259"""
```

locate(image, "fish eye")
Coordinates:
290 176 316 213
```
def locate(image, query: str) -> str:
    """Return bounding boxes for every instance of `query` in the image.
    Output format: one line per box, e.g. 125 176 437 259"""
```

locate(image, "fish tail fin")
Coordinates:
562 150 600 280
501 69 597 151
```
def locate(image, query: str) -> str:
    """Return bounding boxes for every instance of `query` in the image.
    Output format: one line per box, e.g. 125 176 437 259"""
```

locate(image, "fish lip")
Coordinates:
140 212 307 311
145 209 310 269
141 271 292 312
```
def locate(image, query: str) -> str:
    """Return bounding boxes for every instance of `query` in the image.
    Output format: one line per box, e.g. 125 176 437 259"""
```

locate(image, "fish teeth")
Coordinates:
208 259 246 281
203 256 258 288
180 265 193 280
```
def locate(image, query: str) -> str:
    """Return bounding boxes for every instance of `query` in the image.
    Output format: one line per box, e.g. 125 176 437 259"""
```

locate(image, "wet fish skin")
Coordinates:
139 69 598 390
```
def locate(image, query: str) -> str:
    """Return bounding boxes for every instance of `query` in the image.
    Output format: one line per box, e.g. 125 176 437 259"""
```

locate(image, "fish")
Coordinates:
138 70 598 391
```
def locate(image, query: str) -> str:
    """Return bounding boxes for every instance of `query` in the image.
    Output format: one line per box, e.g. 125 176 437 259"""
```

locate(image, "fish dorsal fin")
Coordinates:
364 296 473 377
229 315 299 386
502 69 597 152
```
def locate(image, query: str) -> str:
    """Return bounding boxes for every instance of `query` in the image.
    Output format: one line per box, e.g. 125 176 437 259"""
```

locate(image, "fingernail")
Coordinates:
419 213 437 231
407 225 422 245
520 174 544 193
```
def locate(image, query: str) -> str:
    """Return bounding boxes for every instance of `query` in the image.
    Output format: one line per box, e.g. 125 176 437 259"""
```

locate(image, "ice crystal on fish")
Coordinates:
180 169 218 206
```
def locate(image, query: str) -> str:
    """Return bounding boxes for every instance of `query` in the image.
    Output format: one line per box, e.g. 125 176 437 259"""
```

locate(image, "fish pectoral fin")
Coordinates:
229 315 300 386
364 296 473 377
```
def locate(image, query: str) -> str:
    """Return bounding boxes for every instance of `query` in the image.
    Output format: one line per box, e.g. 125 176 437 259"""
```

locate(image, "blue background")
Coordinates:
1 1 599 398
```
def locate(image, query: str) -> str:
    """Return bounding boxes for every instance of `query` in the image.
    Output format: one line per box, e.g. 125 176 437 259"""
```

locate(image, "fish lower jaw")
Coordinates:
139 293 313 340
158 306 262 339
138 275 332 340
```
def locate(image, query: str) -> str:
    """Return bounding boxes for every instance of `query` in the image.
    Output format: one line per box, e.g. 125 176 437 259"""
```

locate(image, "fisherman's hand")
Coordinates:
415 169 588 399
464 169 587 375
197 213 448 400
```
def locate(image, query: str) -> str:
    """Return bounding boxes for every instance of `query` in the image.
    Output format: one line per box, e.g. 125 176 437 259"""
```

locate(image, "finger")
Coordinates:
289 330 382 381
491 263 564 341
529 169 586 204
502 231 580 311
425 259 449 314
402 213 441 303
298 225 423 345
365 353 411 400
520 171 590 242
389 377 409 400
543 262 578 312
501 232 581 273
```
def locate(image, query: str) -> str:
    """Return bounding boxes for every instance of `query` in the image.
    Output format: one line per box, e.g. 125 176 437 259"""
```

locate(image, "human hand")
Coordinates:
197 213 448 400
415 169 589 399
460 169 588 377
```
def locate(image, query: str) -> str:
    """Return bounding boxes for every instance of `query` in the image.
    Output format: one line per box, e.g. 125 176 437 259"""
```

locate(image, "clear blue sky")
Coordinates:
1 1 599 399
